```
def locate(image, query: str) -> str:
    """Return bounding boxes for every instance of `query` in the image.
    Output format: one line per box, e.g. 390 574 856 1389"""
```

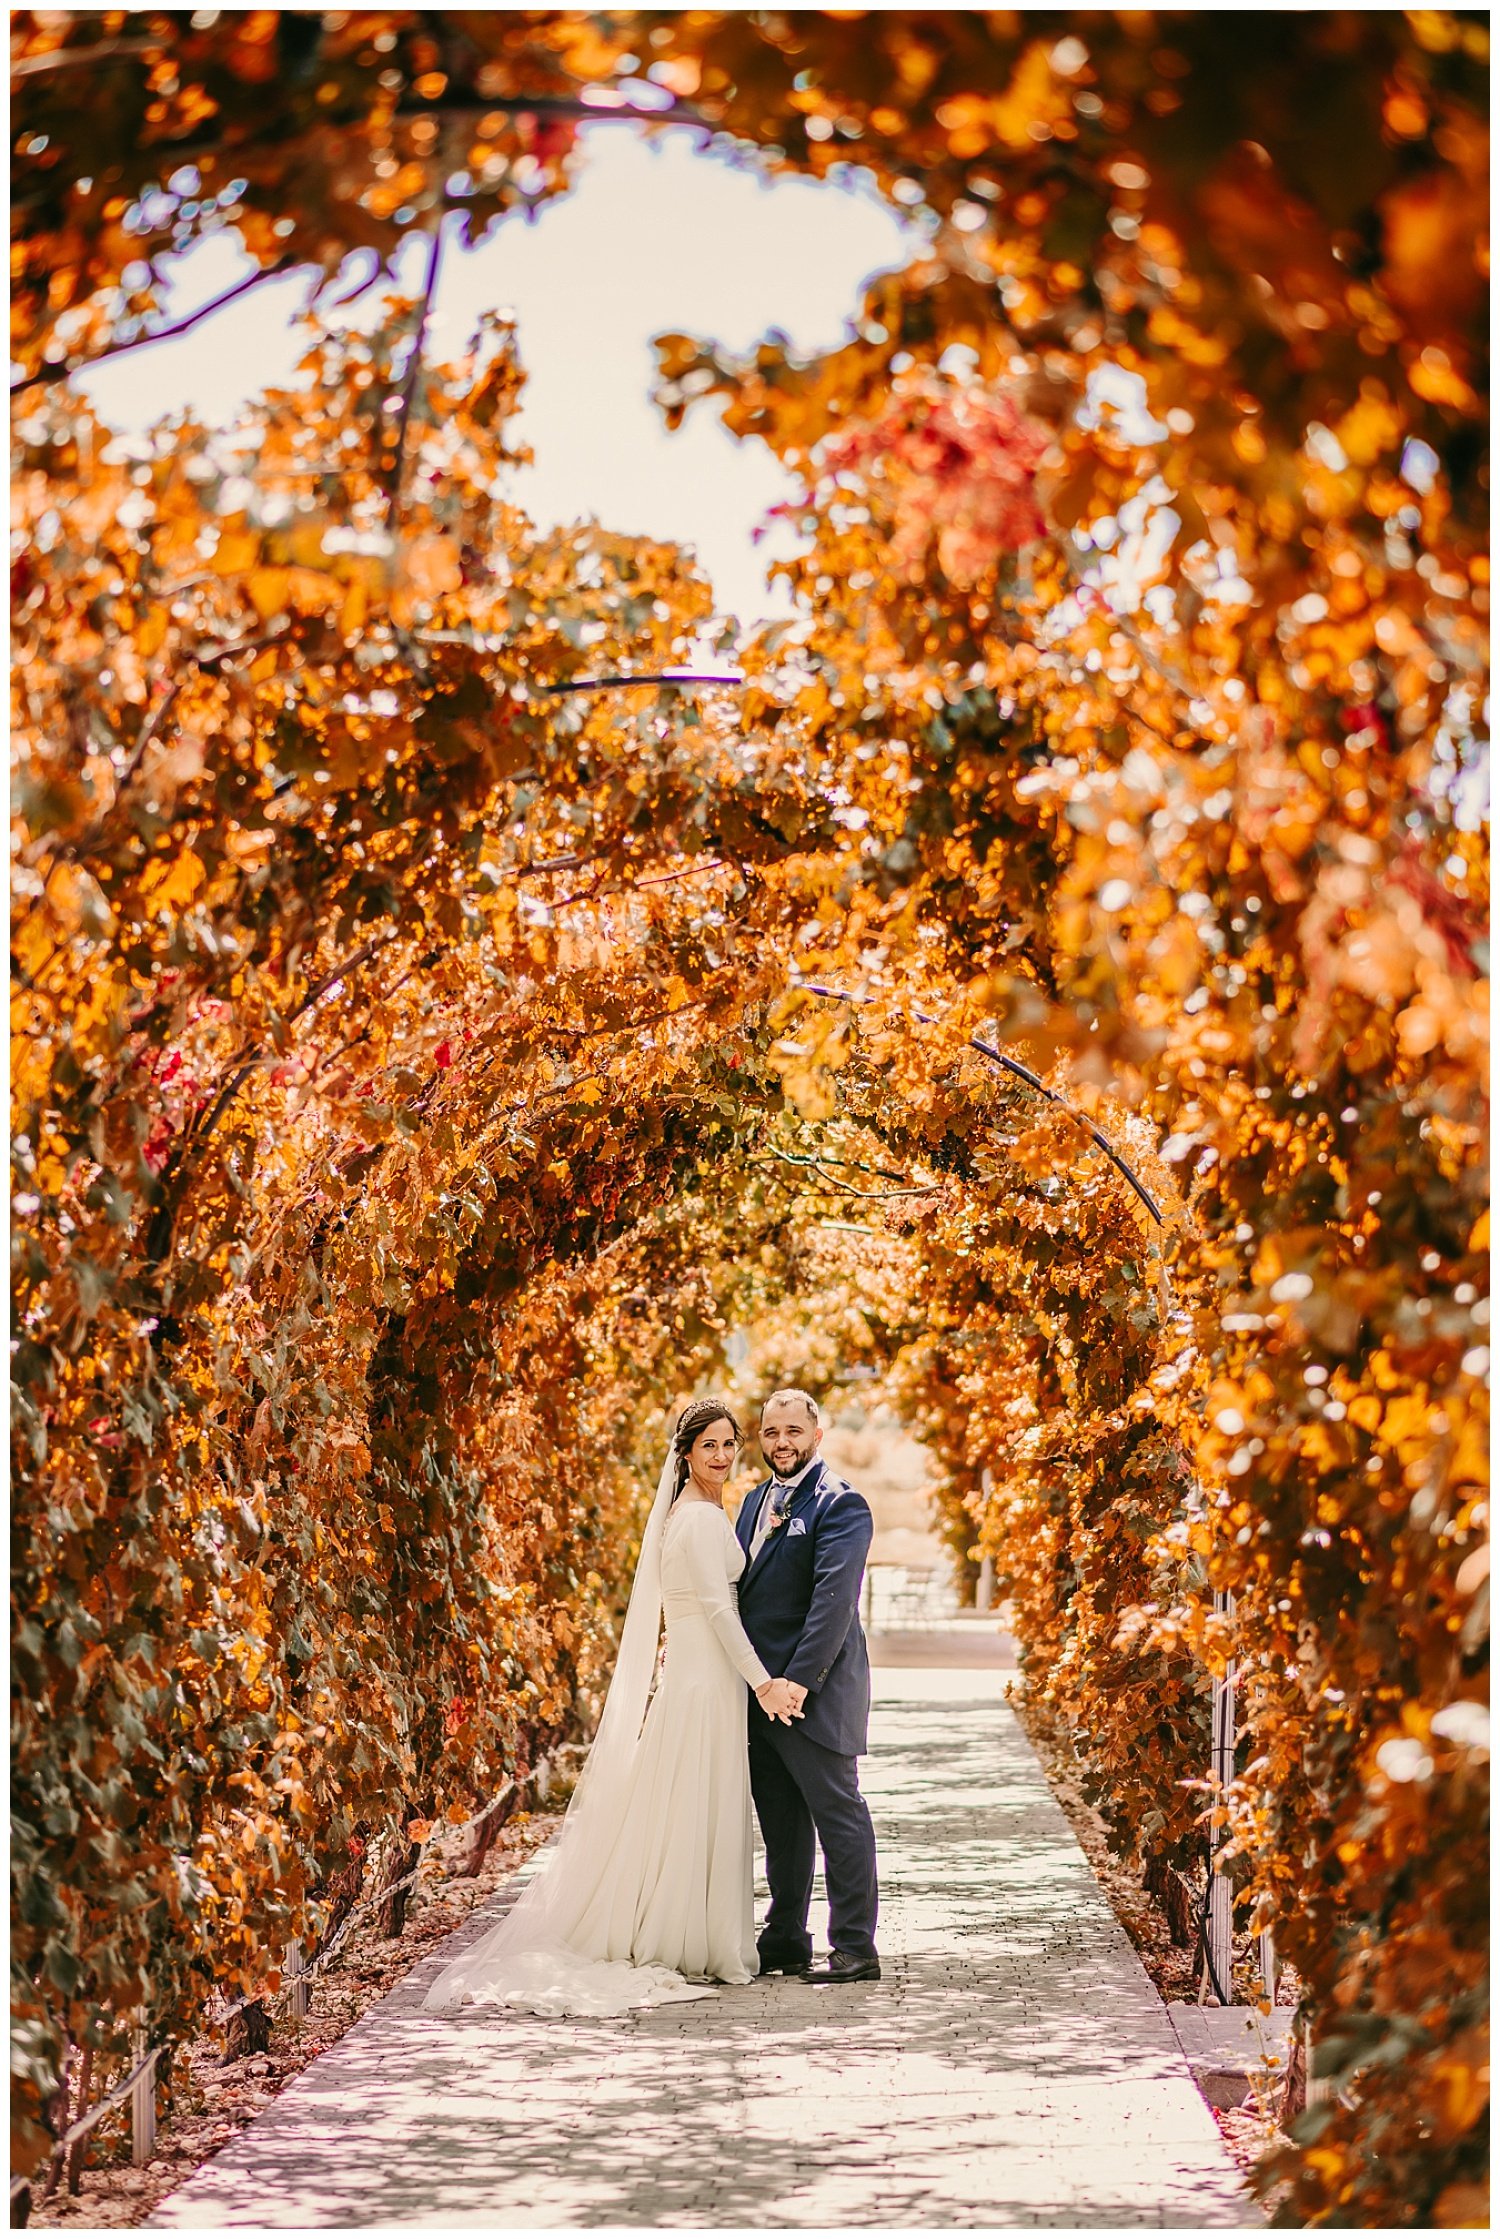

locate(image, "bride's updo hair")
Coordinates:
670 1397 744 1499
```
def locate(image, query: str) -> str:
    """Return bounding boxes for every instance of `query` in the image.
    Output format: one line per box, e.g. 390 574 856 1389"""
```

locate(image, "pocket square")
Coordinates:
787 1517 808 1537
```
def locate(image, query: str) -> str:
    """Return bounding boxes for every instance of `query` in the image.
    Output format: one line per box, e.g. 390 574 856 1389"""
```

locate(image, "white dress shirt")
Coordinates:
747 1455 821 1564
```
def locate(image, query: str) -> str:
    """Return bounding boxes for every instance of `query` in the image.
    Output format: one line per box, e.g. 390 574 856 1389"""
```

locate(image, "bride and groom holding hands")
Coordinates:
424 1388 881 2018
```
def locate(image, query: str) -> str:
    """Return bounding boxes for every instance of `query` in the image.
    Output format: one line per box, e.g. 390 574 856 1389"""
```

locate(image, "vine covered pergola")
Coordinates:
11 12 1487 2227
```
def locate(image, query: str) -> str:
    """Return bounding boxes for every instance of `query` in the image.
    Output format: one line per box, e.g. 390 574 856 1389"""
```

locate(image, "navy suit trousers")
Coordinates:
749 1711 879 1963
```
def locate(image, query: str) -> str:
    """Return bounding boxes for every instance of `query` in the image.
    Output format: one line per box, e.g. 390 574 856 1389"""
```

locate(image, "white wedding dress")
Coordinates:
422 1483 770 2019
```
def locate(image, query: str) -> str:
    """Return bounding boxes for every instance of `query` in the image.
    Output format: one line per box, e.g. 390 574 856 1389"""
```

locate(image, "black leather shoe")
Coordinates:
757 1948 812 1978
809 1949 881 1983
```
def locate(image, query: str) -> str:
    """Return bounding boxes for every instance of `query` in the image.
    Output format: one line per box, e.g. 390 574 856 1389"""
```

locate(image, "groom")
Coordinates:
735 1387 880 1984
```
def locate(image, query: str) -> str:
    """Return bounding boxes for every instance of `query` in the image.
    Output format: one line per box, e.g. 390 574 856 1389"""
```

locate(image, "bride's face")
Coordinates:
687 1419 738 1492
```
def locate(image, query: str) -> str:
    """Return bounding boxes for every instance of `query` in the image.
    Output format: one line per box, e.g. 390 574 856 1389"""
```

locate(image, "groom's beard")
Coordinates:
769 1453 820 1484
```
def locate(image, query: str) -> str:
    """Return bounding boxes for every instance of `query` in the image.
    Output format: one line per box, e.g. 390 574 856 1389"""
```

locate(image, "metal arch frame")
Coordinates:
791 980 1166 1229
538 674 1166 1228
538 673 1165 1228
539 672 744 693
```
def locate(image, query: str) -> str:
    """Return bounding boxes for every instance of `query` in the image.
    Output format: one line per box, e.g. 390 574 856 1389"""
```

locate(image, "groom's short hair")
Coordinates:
763 1387 820 1425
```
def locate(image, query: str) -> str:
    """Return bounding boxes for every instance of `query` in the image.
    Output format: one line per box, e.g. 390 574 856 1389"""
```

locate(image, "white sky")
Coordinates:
77 127 914 622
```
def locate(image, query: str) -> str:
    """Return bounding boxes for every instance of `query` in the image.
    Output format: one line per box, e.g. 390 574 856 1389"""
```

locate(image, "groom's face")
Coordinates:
761 1399 822 1479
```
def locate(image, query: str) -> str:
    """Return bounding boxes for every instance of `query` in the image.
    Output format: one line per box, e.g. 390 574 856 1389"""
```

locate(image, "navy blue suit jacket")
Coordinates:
734 1459 874 1756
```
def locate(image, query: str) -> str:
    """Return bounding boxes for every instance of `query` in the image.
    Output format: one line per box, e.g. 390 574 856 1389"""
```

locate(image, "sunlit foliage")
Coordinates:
12 12 1487 2223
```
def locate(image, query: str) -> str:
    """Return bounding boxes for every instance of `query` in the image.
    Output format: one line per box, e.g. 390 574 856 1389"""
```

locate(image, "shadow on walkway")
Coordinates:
152 1671 1254 2230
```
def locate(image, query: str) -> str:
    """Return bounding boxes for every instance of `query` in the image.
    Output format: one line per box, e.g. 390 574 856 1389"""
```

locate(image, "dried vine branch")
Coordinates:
11 259 299 396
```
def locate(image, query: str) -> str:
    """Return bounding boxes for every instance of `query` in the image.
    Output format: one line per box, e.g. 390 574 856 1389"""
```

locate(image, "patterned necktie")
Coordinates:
748 1481 785 1563
751 1459 817 1560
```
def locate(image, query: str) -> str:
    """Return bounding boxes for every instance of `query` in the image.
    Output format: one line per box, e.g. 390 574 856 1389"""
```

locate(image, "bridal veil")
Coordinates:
421 1434 716 2016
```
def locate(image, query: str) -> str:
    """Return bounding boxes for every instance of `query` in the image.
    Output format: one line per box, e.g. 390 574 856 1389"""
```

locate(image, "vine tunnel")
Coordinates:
11 12 1487 2219
173 994 1198 1990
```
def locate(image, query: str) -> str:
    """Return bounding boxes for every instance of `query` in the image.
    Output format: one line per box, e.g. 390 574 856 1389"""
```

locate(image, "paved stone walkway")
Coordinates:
153 1668 1255 2228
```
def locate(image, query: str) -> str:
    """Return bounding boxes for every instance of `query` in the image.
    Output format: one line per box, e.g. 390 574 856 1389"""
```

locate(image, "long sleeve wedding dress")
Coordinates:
422 1494 769 2018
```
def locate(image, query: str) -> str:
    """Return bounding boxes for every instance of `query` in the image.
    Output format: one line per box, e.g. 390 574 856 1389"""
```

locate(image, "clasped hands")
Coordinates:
755 1676 808 1725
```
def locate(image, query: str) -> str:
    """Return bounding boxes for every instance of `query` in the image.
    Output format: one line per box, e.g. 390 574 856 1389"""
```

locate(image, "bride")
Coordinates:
422 1398 801 2017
